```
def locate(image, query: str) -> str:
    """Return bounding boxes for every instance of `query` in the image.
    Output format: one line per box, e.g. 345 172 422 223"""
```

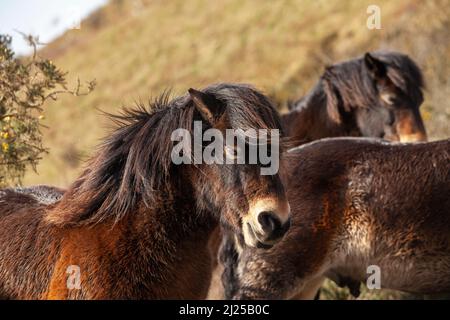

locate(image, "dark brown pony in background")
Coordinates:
282 51 427 144
227 138 450 299
0 83 291 299
213 51 428 298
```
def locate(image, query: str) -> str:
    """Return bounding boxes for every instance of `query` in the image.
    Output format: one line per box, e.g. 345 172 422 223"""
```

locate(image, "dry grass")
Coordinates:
21 0 450 299
26 0 450 186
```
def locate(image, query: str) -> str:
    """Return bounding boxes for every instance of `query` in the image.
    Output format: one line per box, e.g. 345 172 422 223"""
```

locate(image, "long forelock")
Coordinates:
374 51 425 106
211 85 283 133
323 58 379 112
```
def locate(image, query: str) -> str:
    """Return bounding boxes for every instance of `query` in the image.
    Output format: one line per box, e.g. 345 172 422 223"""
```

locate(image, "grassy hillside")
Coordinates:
25 0 450 186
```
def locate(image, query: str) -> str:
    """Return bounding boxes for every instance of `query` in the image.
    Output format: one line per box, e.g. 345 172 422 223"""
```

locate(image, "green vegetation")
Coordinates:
0 35 94 186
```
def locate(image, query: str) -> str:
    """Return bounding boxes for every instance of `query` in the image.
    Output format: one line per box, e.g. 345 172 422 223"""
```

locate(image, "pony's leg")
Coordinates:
289 276 325 300
219 230 241 299
207 262 225 299
206 226 226 299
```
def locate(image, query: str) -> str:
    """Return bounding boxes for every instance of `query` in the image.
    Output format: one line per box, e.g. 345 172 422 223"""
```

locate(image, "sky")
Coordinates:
0 0 108 55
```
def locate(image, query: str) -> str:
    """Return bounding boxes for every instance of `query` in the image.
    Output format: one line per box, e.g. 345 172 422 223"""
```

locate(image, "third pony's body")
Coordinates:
228 138 450 299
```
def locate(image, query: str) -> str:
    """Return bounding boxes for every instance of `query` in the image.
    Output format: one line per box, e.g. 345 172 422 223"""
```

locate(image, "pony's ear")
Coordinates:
364 52 386 79
188 88 225 125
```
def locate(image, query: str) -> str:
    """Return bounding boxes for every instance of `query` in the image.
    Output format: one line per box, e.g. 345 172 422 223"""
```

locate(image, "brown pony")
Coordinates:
0 83 291 299
225 138 450 299
211 51 428 298
282 51 427 144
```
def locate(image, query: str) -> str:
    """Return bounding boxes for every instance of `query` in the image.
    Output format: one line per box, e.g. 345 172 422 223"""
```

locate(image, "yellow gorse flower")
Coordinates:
2 142 9 152
1 132 9 139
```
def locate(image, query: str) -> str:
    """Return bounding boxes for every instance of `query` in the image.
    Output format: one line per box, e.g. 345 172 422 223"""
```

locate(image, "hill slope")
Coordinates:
25 0 449 186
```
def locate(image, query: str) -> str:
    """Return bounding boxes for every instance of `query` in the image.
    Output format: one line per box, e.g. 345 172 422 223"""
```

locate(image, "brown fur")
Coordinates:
0 83 288 300
214 51 428 299
282 51 427 144
228 138 450 299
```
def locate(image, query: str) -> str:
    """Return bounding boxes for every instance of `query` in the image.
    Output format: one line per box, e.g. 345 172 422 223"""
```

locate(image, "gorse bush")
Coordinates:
0 34 95 187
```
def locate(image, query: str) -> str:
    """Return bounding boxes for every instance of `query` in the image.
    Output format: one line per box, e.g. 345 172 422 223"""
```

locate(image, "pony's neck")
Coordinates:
281 105 317 144
281 85 346 144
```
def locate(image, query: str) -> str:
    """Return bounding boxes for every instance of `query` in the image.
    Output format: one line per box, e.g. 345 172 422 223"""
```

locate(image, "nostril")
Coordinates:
257 211 281 234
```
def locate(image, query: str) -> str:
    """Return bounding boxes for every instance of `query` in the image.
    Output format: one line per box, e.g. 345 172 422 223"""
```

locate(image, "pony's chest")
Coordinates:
163 243 214 299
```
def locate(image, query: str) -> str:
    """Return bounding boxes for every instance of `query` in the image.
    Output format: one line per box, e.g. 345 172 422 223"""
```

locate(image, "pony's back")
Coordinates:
287 138 449 221
286 138 450 293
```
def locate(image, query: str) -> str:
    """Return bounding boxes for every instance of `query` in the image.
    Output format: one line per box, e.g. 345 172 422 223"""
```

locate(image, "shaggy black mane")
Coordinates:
54 83 282 225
